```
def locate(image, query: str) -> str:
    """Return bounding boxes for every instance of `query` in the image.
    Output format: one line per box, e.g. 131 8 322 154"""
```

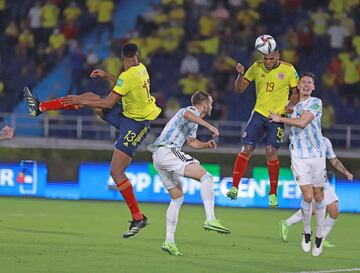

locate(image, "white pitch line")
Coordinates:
280 268 360 273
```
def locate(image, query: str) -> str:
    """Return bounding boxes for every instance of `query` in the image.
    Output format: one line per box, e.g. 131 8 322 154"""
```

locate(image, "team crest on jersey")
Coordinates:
116 79 123 87
278 73 285 80
310 103 320 111
243 131 247 138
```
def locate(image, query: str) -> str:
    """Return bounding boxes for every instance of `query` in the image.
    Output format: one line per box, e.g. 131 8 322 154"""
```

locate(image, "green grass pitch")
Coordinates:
0 197 359 273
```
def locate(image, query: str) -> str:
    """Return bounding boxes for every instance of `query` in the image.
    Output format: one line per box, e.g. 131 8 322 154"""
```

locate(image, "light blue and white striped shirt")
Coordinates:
323 137 336 159
288 97 324 159
150 106 200 150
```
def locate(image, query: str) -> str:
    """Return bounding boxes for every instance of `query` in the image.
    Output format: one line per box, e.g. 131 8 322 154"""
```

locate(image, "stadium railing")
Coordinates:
1 112 360 149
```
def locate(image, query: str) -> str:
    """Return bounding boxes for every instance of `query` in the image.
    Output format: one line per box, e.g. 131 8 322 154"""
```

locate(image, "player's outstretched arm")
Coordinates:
90 69 118 84
0 126 14 141
269 110 314 129
186 137 217 149
234 63 250 93
329 158 354 181
183 110 219 137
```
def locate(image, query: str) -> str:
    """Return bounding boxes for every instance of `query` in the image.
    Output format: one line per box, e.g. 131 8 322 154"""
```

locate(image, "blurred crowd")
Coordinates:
1 0 360 128
0 0 116 112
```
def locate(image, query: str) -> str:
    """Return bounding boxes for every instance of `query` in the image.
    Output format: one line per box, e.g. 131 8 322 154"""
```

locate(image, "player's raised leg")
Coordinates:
185 163 230 234
279 209 303 242
322 184 340 248
23 86 95 117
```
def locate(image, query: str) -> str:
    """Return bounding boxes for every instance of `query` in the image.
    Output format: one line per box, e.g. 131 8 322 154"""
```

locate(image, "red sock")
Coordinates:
268 159 280 195
117 179 143 220
39 98 79 112
232 152 250 188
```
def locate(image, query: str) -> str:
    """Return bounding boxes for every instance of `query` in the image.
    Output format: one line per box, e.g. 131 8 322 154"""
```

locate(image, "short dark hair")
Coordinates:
191 91 211 105
121 43 138 58
300 72 315 82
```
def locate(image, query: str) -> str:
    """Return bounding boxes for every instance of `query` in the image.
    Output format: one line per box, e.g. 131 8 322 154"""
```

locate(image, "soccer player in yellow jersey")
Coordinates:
24 43 161 238
227 49 299 207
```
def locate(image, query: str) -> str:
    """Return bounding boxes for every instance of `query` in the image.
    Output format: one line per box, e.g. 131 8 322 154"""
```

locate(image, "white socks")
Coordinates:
315 201 326 238
323 215 336 239
200 172 216 222
301 201 312 234
286 209 303 226
166 196 184 244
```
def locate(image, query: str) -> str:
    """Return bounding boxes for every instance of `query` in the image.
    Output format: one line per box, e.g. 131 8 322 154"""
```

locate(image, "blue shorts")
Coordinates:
101 103 122 129
243 111 284 149
101 104 151 157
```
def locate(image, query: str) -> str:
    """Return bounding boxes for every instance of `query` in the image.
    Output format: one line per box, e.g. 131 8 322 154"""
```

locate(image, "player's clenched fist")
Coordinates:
208 126 219 137
206 139 217 149
0 126 14 141
236 63 245 75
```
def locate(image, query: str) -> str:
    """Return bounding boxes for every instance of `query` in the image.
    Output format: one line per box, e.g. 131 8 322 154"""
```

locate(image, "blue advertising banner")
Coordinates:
78 163 360 212
0 161 47 197
78 162 220 203
1 161 359 213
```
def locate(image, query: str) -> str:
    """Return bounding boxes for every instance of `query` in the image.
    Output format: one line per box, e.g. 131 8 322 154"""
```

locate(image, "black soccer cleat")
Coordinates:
23 86 41 117
122 214 149 238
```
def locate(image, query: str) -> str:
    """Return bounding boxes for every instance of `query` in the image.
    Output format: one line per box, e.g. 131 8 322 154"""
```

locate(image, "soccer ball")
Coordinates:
255 35 277 55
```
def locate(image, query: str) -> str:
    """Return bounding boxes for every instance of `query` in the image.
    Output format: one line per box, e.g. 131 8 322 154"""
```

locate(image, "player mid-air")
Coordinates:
270 72 326 256
149 91 230 256
24 43 161 238
279 136 353 248
227 35 299 207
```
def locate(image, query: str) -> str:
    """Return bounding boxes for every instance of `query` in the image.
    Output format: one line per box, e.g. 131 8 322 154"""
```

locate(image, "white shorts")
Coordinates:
291 156 327 187
323 183 339 206
152 146 199 189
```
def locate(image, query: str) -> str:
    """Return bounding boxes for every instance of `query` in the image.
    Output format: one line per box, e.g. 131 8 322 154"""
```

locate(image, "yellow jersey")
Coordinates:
244 61 299 117
113 63 161 121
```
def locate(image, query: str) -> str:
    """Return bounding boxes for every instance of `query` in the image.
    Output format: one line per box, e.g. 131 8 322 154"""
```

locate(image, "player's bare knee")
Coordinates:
313 194 324 203
303 196 313 203
241 145 254 156
327 203 339 219
265 145 278 160
314 190 324 202
329 209 339 219
110 169 125 181
169 187 184 200
302 192 313 203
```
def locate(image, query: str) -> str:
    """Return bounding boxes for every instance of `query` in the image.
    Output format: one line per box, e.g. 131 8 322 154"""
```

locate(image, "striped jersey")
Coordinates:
288 97 324 159
323 137 336 159
150 106 200 150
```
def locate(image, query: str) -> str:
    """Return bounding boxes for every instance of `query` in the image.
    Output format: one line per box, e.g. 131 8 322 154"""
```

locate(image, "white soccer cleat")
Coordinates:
312 237 324 257
301 233 311 253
